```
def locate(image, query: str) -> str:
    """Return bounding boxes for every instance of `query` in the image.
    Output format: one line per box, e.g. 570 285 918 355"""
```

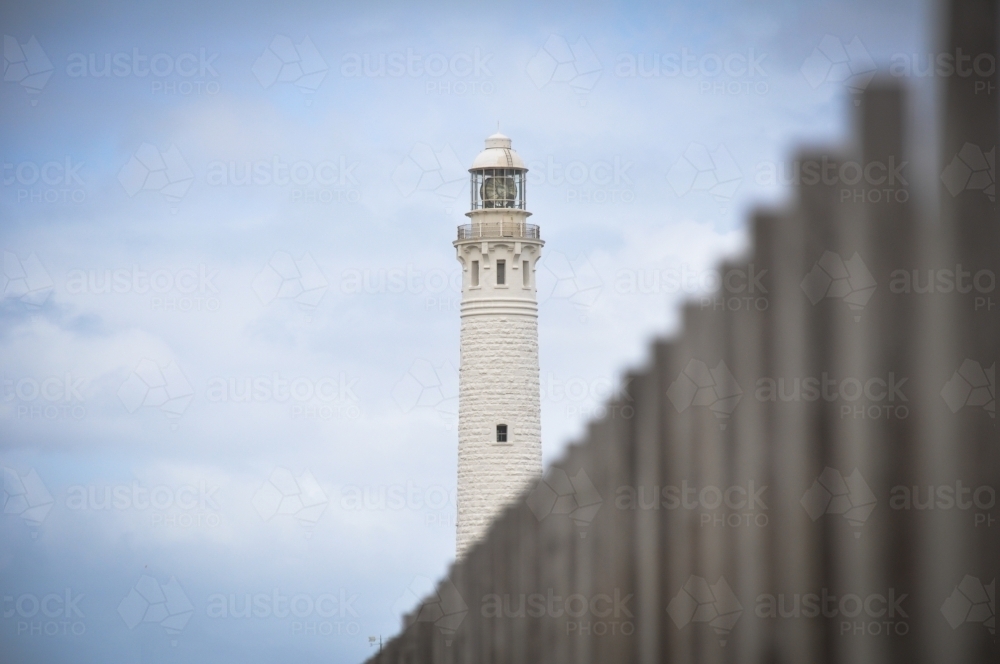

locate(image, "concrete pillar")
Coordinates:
661 304 707 664
918 2 1000 663
721 234 774 664
630 359 666 664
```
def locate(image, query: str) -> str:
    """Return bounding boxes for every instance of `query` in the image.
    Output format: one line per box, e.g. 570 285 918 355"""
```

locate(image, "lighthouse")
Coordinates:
454 133 543 557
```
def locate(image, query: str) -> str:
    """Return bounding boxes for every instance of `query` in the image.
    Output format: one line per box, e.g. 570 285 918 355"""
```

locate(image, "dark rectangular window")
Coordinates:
496 260 505 285
496 424 508 442
523 260 529 287
471 260 479 287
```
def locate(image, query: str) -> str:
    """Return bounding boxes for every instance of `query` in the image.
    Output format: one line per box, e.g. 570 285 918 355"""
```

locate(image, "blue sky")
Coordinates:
1 0 932 661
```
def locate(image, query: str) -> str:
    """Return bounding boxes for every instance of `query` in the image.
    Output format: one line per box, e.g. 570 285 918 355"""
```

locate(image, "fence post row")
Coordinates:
368 0 999 660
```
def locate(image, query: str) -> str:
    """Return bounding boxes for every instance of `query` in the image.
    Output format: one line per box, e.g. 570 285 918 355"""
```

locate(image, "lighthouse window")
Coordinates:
481 175 517 208
496 260 506 285
471 169 526 210
471 260 479 287
523 260 530 287
496 424 508 443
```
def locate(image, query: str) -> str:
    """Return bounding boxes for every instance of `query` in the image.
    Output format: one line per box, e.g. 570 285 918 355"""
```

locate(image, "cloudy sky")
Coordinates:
1 0 933 661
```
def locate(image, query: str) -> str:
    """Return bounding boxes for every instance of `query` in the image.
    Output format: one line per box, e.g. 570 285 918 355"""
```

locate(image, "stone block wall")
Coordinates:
457 313 541 556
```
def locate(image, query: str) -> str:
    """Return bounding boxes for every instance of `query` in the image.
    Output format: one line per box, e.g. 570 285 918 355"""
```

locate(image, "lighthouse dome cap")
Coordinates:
470 132 526 170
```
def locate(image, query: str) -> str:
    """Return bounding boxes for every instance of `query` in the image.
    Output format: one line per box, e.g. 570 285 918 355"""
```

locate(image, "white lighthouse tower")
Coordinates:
454 133 543 557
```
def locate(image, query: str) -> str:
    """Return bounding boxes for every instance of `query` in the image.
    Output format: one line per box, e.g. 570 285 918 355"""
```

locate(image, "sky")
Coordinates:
1 0 934 661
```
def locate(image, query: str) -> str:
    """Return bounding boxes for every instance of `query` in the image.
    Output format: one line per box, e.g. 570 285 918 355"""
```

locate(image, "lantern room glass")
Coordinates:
470 169 526 210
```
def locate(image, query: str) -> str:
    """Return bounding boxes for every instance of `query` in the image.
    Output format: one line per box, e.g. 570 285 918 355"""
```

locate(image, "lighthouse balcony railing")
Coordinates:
456 221 540 241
